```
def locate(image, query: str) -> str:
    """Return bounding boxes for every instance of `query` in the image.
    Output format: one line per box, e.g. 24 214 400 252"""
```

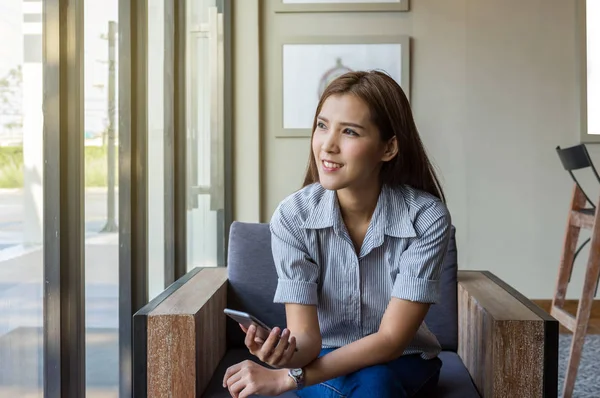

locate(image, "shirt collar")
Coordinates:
300 188 340 230
300 184 417 240
381 185 417 239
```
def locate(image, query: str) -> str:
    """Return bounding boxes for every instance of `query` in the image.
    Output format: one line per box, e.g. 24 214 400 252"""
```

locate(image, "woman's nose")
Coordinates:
321 131 339 153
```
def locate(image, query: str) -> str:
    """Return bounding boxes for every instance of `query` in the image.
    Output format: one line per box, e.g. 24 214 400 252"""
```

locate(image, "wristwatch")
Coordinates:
288 368 305 390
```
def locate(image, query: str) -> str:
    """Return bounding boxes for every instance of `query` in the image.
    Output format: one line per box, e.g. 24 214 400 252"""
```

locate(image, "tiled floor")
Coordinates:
0 326 118 398
0 237 120 397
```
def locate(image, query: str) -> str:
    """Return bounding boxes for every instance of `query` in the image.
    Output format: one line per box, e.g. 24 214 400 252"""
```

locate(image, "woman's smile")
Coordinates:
322 159 343 172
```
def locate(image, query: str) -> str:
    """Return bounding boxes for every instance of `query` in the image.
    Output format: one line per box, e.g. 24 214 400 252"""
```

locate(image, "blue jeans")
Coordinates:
296 348 442 398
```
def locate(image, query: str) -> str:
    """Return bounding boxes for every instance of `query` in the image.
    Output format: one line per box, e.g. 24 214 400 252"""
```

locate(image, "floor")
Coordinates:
558 334 600 397
0 326 118 398
533 300 600 334
0 238 120 398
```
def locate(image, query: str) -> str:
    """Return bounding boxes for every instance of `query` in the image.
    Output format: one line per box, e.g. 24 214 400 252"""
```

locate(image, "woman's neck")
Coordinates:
336 182 382 225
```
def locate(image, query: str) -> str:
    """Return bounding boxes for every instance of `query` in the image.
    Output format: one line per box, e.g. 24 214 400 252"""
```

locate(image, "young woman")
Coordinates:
223 70 451 398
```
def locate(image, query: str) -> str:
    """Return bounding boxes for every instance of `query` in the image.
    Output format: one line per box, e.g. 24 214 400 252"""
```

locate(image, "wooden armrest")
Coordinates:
133 267 228 398
457 270 558 398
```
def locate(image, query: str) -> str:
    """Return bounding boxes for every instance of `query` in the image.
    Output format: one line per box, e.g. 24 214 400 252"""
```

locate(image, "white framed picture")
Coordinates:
275 35 410 137
274 0 409 13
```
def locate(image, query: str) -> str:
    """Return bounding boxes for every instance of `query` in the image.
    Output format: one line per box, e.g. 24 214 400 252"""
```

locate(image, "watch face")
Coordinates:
291 368 303 377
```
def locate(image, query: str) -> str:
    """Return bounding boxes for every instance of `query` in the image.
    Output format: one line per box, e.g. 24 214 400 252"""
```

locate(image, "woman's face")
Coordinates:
312 93 397 192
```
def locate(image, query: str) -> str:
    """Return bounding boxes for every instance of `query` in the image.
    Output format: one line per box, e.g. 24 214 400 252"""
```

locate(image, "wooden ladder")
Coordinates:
551 184 600 398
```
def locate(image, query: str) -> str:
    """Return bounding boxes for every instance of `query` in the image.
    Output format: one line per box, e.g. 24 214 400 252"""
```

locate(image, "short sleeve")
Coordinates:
391 201 451 304
270 204 319 305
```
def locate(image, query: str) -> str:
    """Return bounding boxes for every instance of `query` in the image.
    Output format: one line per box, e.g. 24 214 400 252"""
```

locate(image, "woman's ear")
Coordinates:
381 137 398 162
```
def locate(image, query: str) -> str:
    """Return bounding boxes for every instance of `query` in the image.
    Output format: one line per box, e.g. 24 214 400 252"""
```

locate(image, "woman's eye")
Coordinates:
317 121 326 129
344 128 358 136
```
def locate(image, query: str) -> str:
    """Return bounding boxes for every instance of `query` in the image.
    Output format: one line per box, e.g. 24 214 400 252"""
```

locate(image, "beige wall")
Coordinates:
233 0 262 222
234 0 593 299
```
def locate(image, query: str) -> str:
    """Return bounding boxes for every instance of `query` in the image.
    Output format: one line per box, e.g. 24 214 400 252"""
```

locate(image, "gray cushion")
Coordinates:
201 349 480 398
226 222 287 349
424 226 458 351
436 351 481 397
226 222 458 351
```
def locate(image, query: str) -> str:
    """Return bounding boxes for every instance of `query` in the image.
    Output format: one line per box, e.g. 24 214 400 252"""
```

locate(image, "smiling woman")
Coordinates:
224 70 450 398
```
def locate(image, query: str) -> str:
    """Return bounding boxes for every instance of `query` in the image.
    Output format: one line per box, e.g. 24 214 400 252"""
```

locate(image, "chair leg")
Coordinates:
552 224 581 310
561 225 600 398
553 187 586 309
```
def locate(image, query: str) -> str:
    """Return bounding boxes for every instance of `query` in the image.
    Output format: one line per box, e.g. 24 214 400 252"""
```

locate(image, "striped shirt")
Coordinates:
270 182 451 360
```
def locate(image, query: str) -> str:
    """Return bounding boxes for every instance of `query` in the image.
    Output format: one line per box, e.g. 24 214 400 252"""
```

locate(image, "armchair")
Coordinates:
133 222 558 397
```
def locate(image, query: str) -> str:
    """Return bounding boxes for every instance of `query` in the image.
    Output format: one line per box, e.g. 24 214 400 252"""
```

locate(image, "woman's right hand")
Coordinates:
240 323 297 369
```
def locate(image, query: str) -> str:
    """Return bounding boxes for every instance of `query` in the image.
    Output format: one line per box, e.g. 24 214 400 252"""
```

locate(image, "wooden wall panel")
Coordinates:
148 315 196 397
146 267 228 397
458 271 557 398
492 321 545 397
196 280 228 396
458 284 492 395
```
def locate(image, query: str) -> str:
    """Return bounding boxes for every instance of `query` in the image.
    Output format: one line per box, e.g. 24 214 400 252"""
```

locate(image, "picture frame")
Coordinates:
273 0 409 13
274 35 410 138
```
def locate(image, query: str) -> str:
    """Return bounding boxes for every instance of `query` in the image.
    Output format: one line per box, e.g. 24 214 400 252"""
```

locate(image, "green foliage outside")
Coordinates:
0 147 22 188
0 146 115 189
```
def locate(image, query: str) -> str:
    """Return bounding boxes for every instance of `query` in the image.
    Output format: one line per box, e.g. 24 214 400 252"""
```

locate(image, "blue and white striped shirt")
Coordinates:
270 183 451 359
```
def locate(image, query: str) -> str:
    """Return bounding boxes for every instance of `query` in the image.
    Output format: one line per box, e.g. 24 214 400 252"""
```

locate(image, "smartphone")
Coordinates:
224 308 273 340
223 308 298 351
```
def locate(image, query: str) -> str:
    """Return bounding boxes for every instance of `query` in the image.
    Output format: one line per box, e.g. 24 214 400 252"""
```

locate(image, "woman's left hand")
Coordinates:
222 360 295 398
239 324 297 369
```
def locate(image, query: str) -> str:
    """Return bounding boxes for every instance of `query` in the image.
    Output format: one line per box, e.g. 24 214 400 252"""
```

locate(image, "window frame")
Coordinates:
43 0 86 395
580 0 600 143
118 0 149 396
39 0 231 395
42 0 150 396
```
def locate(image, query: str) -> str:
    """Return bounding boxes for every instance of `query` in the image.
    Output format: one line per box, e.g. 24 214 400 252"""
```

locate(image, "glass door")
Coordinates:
84 0 120 396
0 0 44 396
186 0 226 269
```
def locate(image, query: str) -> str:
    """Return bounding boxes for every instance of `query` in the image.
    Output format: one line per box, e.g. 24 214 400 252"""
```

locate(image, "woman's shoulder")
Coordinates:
388 184 450 227
271 183 327 225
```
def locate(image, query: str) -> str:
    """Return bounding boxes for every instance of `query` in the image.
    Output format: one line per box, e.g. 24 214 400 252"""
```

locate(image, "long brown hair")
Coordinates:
302 70 446 202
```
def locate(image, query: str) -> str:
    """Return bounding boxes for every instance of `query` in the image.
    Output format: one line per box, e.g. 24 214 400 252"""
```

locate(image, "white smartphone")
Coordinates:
223 308 273 341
